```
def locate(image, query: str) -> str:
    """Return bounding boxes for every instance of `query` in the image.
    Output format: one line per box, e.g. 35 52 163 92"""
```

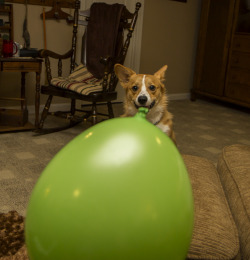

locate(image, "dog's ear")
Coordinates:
114 64 136 86
154 65 168 82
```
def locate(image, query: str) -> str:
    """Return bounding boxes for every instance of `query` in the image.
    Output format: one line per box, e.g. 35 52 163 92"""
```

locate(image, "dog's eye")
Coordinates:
132 86 138 92
149 85 156 91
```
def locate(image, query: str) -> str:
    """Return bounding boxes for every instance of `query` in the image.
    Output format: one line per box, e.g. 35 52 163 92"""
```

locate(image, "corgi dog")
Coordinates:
114 64 176 144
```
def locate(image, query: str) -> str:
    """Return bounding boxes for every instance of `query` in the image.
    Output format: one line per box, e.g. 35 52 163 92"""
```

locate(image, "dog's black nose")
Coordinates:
138 95 147 105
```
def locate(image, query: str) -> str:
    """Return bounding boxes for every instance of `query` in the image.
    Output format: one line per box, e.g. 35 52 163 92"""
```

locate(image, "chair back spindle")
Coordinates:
45 57 52 84
70 0 80 73
58 59 62 77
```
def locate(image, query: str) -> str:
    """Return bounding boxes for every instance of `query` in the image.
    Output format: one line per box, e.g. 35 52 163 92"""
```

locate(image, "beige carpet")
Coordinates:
0 99 249 216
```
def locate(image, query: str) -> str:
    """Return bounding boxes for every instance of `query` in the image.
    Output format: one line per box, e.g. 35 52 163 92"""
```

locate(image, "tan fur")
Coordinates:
114 64 176 145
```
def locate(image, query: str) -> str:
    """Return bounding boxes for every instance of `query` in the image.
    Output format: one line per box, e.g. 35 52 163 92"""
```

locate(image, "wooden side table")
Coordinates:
0 57 43 132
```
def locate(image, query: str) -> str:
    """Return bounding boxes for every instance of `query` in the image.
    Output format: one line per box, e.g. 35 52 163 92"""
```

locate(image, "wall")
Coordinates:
140 0 201 98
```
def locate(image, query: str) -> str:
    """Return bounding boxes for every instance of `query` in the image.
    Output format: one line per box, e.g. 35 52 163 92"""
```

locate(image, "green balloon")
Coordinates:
25 108 193 260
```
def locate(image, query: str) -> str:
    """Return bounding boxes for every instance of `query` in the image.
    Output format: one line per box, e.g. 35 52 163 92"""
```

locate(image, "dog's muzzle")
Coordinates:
134 95 155 110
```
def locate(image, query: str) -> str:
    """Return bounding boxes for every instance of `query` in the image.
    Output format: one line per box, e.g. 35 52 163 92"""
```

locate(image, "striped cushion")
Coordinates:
51 64 103 95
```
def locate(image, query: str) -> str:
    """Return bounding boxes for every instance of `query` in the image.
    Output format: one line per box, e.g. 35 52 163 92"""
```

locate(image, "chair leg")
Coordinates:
35 96 82 135
70 99 76 115
92 102 97 125
107 102 114 118
70 99 76 125
39 95 53 129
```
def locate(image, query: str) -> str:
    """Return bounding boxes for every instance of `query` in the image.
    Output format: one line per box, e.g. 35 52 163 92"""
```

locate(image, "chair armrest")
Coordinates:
100 56 112 71
38 49 73 60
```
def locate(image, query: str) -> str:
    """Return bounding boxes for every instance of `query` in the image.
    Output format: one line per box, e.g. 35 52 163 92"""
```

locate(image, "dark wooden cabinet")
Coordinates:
192 0 250 108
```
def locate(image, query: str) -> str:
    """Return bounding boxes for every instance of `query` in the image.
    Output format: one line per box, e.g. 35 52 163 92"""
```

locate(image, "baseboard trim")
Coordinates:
168 93 190 100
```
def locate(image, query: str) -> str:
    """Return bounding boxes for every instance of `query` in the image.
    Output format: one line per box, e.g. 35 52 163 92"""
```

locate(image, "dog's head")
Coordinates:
114 64 168 110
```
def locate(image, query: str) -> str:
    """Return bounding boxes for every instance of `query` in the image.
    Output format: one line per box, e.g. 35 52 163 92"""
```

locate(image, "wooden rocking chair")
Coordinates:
37 0 141 134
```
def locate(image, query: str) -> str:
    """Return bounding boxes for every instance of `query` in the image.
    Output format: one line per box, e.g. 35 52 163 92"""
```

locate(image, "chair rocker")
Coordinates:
37 0 141 134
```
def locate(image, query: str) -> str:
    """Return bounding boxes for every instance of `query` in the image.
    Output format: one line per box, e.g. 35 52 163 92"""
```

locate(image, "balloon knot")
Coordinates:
136 107 149 119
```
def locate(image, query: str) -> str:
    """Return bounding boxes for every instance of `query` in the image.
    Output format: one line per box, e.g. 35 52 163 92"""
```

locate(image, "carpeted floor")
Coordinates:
0 99 249 216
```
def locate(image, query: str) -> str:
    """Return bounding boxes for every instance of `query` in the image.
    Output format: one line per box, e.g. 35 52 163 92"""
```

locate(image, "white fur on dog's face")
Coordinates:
135 75 152 108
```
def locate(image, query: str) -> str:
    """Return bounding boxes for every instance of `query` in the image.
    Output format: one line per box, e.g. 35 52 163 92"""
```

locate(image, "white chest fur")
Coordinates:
156 122 170 135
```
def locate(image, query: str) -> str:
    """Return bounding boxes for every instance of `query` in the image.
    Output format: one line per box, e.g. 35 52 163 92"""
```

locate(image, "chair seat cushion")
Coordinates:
51 64 103 95
183 155 240 260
